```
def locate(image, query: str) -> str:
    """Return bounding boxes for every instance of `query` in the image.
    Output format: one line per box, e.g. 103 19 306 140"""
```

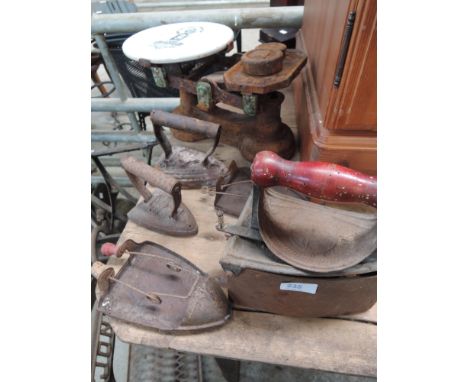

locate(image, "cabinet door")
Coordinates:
301 0 353 118
325 0 377 132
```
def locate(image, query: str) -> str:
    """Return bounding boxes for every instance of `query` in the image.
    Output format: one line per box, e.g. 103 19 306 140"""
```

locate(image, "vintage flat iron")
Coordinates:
218 192 377 317
122 23 307 161
121 156 198 236
93 240 231 332
218 151 377 273
150 110 228 189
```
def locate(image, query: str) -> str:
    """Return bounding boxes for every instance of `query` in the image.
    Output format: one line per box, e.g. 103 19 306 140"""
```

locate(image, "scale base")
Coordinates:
172 91 296 161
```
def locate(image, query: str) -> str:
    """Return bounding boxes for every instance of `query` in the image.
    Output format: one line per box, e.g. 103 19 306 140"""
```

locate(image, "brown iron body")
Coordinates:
95 240 231 332
150 110 228 188
121 156 198 236
224 49 306 94
258 187 377 273
173 89 296 161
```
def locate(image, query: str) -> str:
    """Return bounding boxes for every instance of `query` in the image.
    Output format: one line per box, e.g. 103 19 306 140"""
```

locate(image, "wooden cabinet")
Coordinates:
293 0 377 174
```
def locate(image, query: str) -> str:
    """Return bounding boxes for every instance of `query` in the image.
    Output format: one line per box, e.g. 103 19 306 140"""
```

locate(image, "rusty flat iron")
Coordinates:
121 156 198 236
150 110 228 189
93 240 231 333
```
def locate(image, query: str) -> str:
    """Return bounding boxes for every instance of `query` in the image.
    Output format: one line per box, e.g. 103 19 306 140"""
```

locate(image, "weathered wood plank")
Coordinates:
110 310 376 377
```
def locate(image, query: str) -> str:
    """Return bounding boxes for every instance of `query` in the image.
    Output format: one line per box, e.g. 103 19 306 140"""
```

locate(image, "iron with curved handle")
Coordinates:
251 151 377 208
121 156 182 217
150 110 222 165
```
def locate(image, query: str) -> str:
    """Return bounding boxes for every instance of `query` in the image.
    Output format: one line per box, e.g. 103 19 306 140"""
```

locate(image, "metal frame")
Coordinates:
92 97 179 113
92 7 303 34
135 0 269 11
94 34 141 132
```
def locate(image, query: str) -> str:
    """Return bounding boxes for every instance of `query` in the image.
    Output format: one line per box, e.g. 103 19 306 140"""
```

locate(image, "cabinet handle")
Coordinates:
334 11 356 88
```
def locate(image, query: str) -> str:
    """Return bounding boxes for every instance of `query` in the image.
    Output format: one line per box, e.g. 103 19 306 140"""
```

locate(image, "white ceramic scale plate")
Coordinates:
122 22 235 64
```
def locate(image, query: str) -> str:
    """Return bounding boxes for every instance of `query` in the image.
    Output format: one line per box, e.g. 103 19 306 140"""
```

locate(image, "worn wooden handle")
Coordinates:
121 156 180 196
251 151 377 208
150 110 220 139
121 156 182 217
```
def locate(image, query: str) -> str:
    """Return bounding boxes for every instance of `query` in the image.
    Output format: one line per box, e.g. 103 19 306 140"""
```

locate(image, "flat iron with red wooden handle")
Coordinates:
251 151 377 208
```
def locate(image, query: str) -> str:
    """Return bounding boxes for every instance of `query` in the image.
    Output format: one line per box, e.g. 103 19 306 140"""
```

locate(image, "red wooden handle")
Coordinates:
251 151 377 208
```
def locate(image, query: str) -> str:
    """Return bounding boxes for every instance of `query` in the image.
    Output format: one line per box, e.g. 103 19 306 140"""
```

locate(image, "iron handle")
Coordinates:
121 156 182 216
150 110 220 139
150 110 222 165
251 151 377 208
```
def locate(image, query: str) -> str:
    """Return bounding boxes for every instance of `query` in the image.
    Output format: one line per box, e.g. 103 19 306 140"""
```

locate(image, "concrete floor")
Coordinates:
92 25 376 382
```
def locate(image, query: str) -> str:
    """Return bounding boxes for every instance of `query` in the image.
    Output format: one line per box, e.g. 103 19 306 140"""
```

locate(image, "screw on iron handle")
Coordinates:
251 151 377 208
150 110 222 165
121 155 182 217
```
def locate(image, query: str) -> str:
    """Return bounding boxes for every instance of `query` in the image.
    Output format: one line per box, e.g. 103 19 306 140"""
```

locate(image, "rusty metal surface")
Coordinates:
241 49 283 76
221 191 377 277
227 269 376 318
206 79 243 109
224 49 307 94
151 109 220 139
121 156 179 198
142 49 302 160
91 304 115 382
128 188 198 236
214 161 251 217
155 146 228 189
92 262 115 294
222 234 377 277
256 42 287 52
97 240 231 332
121 156 198 236
258 187 377 273
149 111 228 188
173 90 296 161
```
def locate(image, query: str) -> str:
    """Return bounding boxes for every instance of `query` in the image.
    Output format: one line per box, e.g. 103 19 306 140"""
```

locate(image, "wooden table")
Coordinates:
106 188 376 377
103 88 376 378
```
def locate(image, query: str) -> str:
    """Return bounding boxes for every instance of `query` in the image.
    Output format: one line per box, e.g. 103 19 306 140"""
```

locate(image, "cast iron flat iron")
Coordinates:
150 110 228 189
93 240 231 332
218 151 377 273
121 156 198 236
